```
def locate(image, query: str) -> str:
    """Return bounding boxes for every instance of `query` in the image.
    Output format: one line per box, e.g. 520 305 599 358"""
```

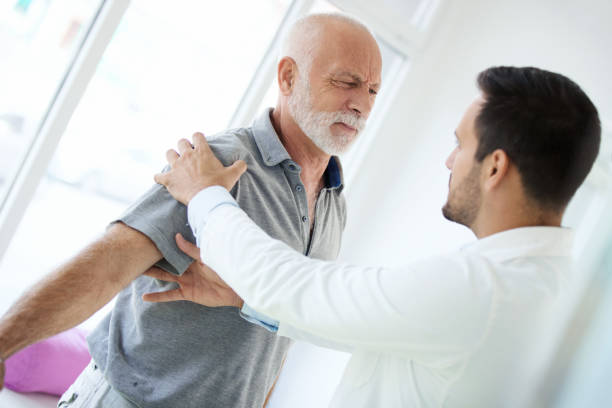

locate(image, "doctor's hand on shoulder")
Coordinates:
154 132 247 206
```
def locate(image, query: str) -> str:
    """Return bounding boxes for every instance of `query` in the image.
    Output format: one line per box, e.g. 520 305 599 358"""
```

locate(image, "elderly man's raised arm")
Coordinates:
0 222 162 389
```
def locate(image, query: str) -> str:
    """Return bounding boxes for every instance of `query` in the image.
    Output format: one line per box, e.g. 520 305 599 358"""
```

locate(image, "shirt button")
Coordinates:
301 216 308 223
288 164 297 171
295 185 303 192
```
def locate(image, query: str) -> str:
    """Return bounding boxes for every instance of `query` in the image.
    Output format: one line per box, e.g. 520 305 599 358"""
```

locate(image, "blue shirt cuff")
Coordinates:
239 303 279 333
187 186 238 246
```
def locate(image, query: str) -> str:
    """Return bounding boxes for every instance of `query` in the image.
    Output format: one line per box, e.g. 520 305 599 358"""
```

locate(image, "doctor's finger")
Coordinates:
177 138 193 155
166 149 179 166
153 172 169 186
176 233 201 261
192 132 216 159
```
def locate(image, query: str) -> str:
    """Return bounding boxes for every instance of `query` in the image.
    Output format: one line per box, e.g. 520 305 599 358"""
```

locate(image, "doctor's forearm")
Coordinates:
200 206 381 341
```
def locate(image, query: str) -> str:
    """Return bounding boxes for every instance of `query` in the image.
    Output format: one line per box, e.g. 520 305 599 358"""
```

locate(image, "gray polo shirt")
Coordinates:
87 108 347 408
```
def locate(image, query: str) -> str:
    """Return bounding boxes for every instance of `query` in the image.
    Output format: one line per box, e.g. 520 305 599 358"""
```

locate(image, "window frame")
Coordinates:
0 0 131 261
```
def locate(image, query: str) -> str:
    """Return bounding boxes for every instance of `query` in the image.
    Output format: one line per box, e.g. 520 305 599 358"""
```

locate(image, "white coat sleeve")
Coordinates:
197 203 495 357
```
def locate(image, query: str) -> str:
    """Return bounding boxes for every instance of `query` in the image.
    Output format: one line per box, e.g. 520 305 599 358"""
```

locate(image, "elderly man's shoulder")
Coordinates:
205 127 259 166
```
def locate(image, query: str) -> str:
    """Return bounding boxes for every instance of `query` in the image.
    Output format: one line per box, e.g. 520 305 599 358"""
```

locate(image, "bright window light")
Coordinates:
0 0 291 325
0 0 101 203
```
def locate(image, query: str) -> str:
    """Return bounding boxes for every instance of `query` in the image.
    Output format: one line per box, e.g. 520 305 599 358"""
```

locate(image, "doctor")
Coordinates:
146 66 601 407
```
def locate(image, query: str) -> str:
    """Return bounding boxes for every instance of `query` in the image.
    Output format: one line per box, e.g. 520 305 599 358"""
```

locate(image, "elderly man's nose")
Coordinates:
349 90 372 118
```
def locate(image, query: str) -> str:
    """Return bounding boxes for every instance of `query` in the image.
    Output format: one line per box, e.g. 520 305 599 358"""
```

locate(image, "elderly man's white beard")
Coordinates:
287 75 366 156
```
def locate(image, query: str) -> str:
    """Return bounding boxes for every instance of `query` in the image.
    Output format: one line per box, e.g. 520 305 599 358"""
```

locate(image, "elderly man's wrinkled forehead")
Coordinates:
281 13 382 77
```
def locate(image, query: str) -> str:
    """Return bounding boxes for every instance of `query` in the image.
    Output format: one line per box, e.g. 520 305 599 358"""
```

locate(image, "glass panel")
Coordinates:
0 0 101 203
49 0 292 204
0 0 292 326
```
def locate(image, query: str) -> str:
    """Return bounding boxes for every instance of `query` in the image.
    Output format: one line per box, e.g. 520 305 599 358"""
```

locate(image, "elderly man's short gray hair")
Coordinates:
280 13 374 78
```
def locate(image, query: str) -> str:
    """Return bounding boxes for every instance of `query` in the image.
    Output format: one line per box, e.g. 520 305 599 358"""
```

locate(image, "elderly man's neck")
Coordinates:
271 108 331 185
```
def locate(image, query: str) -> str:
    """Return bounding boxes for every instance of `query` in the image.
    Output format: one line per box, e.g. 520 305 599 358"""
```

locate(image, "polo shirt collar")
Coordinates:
252 108 345 191
252 108 291 167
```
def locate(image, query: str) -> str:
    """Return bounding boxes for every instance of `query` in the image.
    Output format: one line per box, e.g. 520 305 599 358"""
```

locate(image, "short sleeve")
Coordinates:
112 180 195 275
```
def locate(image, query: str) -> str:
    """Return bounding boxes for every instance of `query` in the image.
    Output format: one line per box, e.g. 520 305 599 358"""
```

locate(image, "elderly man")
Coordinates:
147 66 601 407
0 13 382 407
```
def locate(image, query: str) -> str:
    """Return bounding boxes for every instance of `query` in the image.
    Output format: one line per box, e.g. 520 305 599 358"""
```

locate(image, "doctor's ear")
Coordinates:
278 57 297 95
483 149 510 190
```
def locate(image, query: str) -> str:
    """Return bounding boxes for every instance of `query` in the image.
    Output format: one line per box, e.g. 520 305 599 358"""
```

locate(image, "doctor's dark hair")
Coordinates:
474 66 601 212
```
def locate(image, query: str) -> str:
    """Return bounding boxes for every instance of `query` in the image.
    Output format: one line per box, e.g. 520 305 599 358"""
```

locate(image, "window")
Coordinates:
0 0 292 324
0 0 101 203
48 0 292 204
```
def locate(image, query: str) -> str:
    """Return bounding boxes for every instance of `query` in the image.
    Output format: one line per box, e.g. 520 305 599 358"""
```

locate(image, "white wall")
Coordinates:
270 1 612 406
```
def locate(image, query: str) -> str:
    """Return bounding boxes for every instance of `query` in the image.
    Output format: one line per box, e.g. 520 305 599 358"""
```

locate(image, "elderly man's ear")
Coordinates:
277 57 298 95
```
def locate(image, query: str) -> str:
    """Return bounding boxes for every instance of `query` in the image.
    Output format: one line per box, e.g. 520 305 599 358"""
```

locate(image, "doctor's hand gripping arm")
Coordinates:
142 233 243 309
